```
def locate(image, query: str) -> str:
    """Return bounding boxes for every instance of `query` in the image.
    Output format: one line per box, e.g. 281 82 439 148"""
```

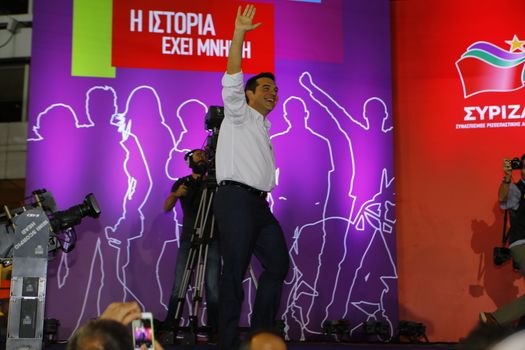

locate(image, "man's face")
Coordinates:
190 149 208 175
192 150 207 164
248 77 278 116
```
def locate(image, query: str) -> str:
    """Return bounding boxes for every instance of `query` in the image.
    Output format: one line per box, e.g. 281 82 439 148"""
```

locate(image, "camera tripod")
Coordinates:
164 176 260 346
168 177 218 345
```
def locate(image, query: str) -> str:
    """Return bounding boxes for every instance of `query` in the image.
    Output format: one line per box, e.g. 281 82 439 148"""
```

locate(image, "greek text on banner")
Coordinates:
112 0 275 73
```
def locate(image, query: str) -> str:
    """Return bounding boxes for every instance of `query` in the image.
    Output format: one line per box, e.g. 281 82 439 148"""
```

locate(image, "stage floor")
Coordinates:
42 341 458 350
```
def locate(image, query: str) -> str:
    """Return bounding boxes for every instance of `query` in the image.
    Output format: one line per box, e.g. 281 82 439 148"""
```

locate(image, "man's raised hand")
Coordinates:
100 301 142 326
235 4 261 32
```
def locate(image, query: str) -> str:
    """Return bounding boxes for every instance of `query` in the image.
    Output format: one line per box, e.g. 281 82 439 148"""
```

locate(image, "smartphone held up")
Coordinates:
132 312 155 350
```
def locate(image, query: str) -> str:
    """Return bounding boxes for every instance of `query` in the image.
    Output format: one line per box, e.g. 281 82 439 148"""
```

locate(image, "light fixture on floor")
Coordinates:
398 320 428 343
322 319 350 342
363 320 392 342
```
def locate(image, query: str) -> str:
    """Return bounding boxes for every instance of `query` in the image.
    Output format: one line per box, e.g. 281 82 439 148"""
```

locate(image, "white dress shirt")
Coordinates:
216 72 276 192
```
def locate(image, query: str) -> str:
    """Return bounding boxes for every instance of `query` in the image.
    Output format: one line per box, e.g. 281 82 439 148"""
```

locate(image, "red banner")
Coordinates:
112 0 274 73
393 0 525 342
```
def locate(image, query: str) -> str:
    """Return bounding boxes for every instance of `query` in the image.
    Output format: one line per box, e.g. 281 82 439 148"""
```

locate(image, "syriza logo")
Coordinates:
455 35 525 129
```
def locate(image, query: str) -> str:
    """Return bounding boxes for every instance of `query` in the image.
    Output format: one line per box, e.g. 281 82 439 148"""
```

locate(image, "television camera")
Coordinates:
0 189 100 349
203 105 224 179
0 189 100 260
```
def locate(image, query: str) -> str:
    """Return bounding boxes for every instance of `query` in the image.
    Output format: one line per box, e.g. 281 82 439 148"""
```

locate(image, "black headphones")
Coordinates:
184 149 202 167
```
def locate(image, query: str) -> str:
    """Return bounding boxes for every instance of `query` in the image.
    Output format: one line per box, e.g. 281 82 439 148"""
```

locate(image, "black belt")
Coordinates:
219 180 267 198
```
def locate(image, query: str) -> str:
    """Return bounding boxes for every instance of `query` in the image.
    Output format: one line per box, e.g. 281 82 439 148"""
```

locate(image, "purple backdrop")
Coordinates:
26 0 397 341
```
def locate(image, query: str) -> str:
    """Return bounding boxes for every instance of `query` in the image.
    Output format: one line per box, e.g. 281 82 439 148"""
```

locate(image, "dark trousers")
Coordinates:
213 185 289 350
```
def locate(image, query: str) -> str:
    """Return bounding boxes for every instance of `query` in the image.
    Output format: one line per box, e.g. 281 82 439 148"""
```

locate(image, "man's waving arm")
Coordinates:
227 4 261 75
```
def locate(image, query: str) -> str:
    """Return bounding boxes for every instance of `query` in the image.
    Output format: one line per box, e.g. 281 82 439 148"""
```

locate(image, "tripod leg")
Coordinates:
174 187 213 345
187 186 220 342
171 184 221 344
248 263 258 290
173 244 198 326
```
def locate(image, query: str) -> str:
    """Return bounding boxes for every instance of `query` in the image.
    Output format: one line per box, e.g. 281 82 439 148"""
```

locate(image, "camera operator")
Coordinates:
481 155 525 324
161 149 219 339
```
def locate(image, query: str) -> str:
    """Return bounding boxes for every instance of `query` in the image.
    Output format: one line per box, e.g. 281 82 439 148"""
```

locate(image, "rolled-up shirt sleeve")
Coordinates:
500 183 520 210
222 72 249 124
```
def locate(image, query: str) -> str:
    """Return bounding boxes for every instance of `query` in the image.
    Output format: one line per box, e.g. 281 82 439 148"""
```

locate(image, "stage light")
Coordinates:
322 319 350 342
363 320 391 342
398 320 428 343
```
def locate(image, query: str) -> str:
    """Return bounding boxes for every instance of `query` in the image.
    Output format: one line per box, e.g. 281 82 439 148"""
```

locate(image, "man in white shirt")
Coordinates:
213 4 289 350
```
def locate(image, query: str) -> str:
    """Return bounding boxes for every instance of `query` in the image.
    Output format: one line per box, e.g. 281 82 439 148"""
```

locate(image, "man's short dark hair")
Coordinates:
244 72 276 103
67 319 133 350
